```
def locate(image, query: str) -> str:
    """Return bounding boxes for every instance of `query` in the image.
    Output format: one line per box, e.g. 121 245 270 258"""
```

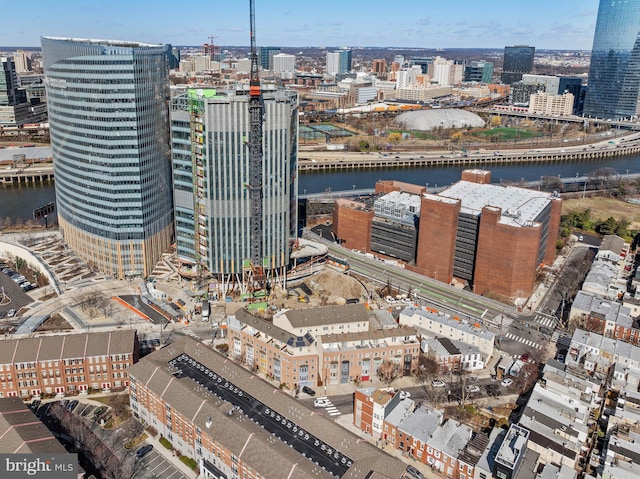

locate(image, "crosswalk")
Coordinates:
533 314 557 329
315 397 341 416
505 332 541 349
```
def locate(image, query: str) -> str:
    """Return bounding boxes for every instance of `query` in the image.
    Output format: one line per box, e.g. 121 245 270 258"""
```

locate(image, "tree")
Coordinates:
388 132 401 145
377 360 401 386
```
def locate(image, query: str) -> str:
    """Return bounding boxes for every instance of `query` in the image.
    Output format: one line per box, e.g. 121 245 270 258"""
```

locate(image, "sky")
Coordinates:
1 0 600 50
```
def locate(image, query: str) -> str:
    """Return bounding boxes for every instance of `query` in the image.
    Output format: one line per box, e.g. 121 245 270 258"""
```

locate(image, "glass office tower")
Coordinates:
501 45 535 84
584 0 640 119
42 37 174 279
170 89 298 279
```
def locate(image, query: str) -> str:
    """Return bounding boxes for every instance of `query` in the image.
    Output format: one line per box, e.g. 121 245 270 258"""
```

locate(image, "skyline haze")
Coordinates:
2 0 599 50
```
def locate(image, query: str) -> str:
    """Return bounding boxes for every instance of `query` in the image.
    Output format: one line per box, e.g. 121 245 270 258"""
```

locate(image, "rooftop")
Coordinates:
0 397 66 454
128 336 407 479
495 424 529 468
438 181 556 227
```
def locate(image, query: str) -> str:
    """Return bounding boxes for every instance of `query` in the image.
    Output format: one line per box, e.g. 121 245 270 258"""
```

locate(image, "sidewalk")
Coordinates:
142 432 198 478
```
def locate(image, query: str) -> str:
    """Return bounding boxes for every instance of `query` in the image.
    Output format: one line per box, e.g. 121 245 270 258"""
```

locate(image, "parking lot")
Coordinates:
137 450 191 479
0 268 34 318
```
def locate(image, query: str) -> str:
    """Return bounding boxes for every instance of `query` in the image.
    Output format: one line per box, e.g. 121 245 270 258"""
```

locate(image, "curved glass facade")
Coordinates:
171 89 298 276
42 37 174 279
584 0 640 119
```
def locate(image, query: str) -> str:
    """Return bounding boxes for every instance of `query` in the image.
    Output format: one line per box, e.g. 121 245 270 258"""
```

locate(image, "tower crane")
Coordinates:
247 0 264 272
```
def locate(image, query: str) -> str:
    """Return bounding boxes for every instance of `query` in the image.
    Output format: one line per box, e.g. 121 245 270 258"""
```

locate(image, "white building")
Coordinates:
326 52 340 76
528 92 574 116
272 53 295 73
399 306 495 355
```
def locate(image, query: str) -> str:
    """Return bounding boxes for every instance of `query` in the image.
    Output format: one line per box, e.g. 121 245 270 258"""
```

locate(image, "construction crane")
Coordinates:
247 0 264 271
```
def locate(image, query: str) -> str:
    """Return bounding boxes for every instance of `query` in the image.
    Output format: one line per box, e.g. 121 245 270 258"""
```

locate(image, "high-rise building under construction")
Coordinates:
170 88 298 287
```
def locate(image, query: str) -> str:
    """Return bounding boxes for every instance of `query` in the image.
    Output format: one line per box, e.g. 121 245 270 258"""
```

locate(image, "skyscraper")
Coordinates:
42 37 174 279
0 57 25 106
170 88 298 283
584 0 640 119
259 46 281 70
501 45 535 84
326 50 352 76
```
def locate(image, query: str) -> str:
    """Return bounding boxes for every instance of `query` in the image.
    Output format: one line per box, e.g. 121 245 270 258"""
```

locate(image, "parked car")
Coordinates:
302 386 316 396
501 378 514 387
431 379 446 388
7 309 16 318
520 353 530 362
406 465 424 479
465 385 480 394
556 353 565 362
136 444 153 459
67 400 79 412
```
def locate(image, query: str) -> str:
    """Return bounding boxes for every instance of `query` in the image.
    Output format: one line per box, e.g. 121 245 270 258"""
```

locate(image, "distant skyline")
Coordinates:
2 0 599 50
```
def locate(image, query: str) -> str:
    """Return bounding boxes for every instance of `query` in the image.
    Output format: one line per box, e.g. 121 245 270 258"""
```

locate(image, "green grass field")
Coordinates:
470 127 537 141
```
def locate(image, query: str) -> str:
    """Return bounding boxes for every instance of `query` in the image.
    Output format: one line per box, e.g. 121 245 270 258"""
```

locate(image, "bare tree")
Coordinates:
377 360 401 387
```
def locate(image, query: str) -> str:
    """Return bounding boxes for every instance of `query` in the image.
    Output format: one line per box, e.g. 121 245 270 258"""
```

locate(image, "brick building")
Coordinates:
0 330 138 399
227 304 420 388
333 170 562 299
128 336 408 479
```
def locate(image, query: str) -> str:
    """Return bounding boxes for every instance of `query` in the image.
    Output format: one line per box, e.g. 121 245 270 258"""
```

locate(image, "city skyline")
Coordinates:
3 0 599 50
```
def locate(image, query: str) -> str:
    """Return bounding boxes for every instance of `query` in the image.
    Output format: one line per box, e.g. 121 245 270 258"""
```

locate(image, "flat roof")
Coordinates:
439 181 555 227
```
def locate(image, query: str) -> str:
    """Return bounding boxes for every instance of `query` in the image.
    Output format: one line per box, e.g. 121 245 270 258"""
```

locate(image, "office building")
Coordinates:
326 49 352 76
372 59 387 74
558 76 584 114
464 61 493 83
522 74 560 96
333 171 562 299
501 45 535 84
272 53 295 73
0 57 24 106
170 88 298 281
259 46 280 70
0 330 138 398
584 0 640 119
0 57 44 127
128 335 408 479
42 37 174 279
509 81 544 106
12 50 32 74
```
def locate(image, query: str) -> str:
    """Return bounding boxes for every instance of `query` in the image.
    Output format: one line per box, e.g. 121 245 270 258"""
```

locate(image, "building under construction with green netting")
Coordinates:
170 88 298 296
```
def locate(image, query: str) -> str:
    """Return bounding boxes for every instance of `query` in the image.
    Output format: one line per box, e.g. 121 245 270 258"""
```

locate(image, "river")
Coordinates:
2 155 640 223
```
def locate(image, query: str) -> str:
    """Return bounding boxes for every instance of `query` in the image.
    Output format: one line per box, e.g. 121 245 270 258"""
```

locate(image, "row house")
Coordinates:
399 306 495 356
421 337 484 373
353 387 400 437
355 387 480 478
384 401 443 455
568 328 640 375
570 291 640 344
319 327 420 385
0 330 137 398
227 309 319 388
228 306 421 388
425 419 473 475
128 336 408 479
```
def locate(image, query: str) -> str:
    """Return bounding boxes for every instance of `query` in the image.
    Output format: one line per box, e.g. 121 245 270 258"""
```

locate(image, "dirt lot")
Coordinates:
562 196 640 229
34 314 73 332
